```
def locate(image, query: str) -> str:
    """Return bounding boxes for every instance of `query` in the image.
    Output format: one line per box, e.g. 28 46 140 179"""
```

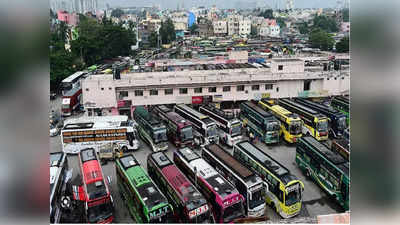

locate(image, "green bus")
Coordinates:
295 136 349 210
115 154 174 223
239 101 281 144
331 96 349 126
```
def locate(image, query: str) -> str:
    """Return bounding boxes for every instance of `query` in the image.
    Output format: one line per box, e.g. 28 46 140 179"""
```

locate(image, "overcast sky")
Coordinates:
99 0 340 10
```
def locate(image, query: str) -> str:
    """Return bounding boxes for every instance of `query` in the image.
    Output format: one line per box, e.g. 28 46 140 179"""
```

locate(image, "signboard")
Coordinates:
188 204 209 219
62 98 71 105
62 128 127 143
262 93 271 99
192 96 203 104
118 100 132 108
213 95 223 102
223 195 240 206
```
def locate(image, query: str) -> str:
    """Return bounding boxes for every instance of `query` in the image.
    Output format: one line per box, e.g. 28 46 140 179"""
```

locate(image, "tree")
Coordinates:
342 8 349 22
258 9 274 19
299 22 309 34
189 24 198 35
159 18 176 45
312 15 338 33
309 28 335 51
111 8 124 18
148 31 159 48
336 36 349 53
276 17 286 29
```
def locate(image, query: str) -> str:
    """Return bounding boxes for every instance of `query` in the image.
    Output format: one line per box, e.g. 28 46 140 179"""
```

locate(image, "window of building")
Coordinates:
194 87 202 93
108 87 112 90
179 88 188 94
276 87 279 92
252 85 260 91
342 77 345 80
120 91 128 97
208 87 217 93
150 89 158 96
237 85 245 92
278 65 283 71
165 89 173 95
85 88 89 91
134 90 143 96
304 80 311 91
101 87 104 91
265 84 273 90
223 86 231 92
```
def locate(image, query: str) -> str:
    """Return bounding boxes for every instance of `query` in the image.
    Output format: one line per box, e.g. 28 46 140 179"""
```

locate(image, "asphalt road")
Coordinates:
49 96 344 223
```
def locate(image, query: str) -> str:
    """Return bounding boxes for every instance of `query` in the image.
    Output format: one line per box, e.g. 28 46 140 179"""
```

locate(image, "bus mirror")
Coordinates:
107 176 112 185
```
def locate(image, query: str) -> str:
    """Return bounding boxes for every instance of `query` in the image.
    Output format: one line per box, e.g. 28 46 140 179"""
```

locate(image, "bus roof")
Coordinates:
301 136 347 167
259 99 299 119
64 115 128 125
118 154 169 210
62 71 86 83
235 141 293 182
176 104 208 120
279 99 321 116
295 98 341 115
134 106 163 127
177 147 201 162
157 105 172 114
200 105 234 120
205 144 254 181
150 152 173 169
63 86 81 97
166 111 191 127
242 101 273 118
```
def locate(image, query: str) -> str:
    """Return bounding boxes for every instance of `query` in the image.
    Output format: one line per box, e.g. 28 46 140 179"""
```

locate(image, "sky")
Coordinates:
99 0 340 10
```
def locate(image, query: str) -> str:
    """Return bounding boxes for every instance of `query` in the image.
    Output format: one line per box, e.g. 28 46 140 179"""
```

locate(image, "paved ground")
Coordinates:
49 96 344 223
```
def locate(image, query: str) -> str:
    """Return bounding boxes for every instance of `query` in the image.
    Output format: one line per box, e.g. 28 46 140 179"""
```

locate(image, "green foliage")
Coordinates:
258 9 274 19
111 8 124 18
342 8 349 22
159 18 176 45
336 36 349 53
299 22 309 34
148 31 158 48
276 17 286 29
312 15 338 33
189 24 198 34
309 28 335 51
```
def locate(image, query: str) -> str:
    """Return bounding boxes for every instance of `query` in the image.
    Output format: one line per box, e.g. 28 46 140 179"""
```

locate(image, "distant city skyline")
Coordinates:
97 0 343 10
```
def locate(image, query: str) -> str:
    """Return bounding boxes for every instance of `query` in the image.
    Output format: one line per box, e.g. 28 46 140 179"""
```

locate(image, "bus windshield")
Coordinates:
87 201 113 223
337 117 346 130
266 121 280 132
317 120 328 132
180 126 193 141
248 188 264 209
230 122 242 136
289 121 302 135
223 202 244 223
153 129 168 144
285 185 301 206
190 210 212 223
206 125 217 138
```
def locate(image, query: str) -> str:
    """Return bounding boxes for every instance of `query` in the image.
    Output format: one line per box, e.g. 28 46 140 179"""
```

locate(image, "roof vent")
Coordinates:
95 181 103 187
160 155 168 161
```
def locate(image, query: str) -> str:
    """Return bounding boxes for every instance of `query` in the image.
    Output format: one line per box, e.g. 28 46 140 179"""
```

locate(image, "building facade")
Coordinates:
213 20 228 36
82 58 349 117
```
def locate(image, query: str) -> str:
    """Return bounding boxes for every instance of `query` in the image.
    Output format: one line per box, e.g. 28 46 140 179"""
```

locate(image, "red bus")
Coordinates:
61 86 82 116
75 148 114 223
152 105 194 147
173 147 245 223
147 151 214 223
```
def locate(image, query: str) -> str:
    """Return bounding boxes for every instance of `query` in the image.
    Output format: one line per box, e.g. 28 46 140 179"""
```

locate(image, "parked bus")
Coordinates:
276 99 329 141
258 99 302 143
133 106 168 152
147 152 214 223
173 147 245 223
61 71 87 95
294 98 347 138
232 141 304 218
61 116 139 154
331 96 350 126
61 87 82 117
115 154 174 223
296 136 349 210
199 105 242 146
50 152 68 224
202 144 266 217
239 102 280 144
331 137 350 161
152 105 194 147
174 104 219 145
76 148 114 223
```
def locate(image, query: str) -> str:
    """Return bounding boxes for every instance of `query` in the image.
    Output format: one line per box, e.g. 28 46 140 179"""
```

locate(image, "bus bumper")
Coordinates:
248 203 265 217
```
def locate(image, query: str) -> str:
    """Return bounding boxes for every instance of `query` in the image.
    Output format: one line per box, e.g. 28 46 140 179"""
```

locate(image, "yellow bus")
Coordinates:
233 141 304 218
276 99 329 141
258 99 303 143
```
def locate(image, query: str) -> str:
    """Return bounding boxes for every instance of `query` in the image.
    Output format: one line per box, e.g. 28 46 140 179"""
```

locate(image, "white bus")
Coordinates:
174 104 219 145
50 152 68 223
61 115 140 154
199 105 242 146
61 71 87 95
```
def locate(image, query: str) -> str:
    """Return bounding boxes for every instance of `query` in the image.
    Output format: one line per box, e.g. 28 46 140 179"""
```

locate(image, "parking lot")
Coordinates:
50 97 344 223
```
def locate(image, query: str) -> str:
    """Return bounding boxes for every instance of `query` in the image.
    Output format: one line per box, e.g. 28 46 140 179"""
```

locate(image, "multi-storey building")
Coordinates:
239 19 251 36
213 20 228 36
82 58 349 117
